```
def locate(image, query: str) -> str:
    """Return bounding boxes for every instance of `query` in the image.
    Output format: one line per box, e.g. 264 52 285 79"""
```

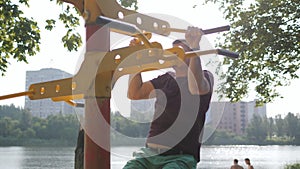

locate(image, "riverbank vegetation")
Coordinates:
285 163 300 169
205 113 300 145
0 104 79 146
1 104 300 146
111 111 300 146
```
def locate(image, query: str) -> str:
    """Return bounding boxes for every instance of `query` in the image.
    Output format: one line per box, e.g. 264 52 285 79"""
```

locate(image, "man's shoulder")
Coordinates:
156 72 175 79
231 164 244 169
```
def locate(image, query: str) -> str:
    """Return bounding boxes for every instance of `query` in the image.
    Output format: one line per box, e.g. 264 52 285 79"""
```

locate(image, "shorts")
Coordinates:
122 147 197 169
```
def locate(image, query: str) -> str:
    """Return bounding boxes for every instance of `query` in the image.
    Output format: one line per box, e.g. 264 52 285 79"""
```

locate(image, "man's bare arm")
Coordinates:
188 57 211 95
127 73 155 100
185 26 211 95
127 38 156 100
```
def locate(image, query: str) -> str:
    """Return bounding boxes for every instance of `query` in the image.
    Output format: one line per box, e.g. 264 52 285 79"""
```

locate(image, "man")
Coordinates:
123 26 214 169
231 159 244 169
245 158 254 169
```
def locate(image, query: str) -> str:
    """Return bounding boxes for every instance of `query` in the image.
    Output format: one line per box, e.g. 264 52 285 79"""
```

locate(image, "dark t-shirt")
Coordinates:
147 70 213 162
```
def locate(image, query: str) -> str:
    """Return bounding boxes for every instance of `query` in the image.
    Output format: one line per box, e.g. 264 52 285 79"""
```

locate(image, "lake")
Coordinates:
0 145 299 169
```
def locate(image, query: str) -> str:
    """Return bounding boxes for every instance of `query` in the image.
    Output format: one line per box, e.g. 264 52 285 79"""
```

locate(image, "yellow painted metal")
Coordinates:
94 71 113 98
0 44 224 103
28 78 73 100
60 0 171 34
64 100 78 107
0 91 33 100
52 94 84 102
0 0 238 112
23 42 179 101
95 0 171 35
84 0 103 24
60 0 103 24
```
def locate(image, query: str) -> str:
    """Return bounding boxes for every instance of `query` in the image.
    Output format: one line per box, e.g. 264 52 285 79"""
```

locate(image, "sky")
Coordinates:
0 0 299 118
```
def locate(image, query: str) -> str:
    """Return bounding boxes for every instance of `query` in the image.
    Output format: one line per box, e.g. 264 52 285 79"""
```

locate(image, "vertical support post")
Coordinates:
84 24 111 169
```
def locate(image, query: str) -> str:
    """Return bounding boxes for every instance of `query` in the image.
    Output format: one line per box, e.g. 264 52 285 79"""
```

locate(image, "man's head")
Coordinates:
245 158 251 165
172 39 192 52
234 159 238 164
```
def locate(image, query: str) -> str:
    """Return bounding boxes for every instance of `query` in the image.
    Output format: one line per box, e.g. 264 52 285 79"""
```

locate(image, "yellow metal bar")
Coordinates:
52 94 84 102
64 100 78 107
0 46 237 102
0 91 33 100
168 28 186 33
95 0 171 35
28 77 74 100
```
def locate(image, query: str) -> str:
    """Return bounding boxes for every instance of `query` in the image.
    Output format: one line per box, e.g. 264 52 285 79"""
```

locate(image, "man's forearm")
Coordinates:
128 73 143 99
188 56 210 95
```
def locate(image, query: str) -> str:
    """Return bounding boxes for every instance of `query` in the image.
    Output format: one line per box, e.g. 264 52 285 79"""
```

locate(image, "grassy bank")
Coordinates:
285 163 300 169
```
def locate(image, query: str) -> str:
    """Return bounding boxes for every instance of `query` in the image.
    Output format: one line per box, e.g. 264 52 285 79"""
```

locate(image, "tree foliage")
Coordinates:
245 113 300 144
0 0 83 75
246 115 267 142
118 0 138 10
111 111 150 138
0 0 138 76
0 0 40 75
0 105 79 144
0 0 135 75
205 0 300 104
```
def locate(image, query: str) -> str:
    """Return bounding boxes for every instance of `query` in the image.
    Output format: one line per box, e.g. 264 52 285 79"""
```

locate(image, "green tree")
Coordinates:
0 0 40 75
0 117 19 137
246 115 267 143
0 0 136 75
22 128 36 138
275 114 285 137
205 0 300 104
111 111 149 138
266 117 275 139
0 104 24 120
284 112 298 139
31 117 48 139
45 114 79 139
19 110 32 130
295 119 300 144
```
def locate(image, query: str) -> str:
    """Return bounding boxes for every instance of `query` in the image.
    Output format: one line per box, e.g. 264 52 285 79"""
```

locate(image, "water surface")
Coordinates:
1 145 300 169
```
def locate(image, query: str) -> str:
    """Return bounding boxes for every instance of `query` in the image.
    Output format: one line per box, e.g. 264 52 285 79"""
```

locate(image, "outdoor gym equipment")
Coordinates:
0 0 239 169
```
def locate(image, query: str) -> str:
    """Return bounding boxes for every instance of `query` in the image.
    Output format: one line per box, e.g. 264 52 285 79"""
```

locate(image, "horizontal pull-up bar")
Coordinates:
97 16 153 48
97 16 139 35
0 91 33 100
97 16 230 37
168 25 230 35
186 49 239 59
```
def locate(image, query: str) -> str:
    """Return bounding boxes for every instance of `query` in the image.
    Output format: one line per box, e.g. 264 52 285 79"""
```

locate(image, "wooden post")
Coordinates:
84 24 111 169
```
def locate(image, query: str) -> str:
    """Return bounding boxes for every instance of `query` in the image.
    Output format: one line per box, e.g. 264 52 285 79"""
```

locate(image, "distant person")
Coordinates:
245 158 254 169
230 159 244 169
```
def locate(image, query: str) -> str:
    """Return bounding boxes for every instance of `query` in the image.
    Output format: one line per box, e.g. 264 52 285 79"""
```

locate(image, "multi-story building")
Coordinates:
24 68 73 118
208 100 266 135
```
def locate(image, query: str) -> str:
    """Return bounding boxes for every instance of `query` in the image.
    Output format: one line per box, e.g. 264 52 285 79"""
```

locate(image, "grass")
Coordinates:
285 163 300 169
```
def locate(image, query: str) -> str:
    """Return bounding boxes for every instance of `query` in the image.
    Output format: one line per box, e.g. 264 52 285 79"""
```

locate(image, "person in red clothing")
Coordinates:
123 26 214 169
